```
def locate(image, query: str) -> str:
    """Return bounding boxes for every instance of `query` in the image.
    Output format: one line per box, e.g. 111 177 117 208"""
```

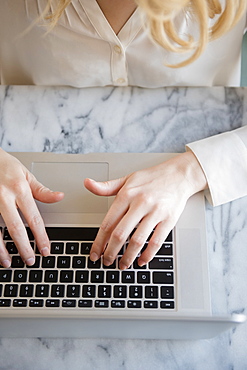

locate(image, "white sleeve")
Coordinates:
186 126 247 206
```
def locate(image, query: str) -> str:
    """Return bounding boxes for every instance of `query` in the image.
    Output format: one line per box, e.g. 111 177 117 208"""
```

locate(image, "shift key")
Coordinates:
149 258 173 269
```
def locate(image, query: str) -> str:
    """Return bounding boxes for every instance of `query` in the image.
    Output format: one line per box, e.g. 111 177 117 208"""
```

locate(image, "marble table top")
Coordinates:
0 85 246 369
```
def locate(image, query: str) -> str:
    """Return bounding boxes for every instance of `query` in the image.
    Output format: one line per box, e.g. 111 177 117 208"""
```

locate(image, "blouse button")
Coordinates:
114 45 122 54
116 78 126 84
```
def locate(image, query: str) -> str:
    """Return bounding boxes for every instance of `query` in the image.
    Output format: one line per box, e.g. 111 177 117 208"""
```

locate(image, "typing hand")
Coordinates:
0 149 64 268
85 151 207 270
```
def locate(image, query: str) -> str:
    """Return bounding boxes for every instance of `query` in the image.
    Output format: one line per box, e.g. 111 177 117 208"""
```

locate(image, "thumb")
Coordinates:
27 172 64 203
84 176 127 196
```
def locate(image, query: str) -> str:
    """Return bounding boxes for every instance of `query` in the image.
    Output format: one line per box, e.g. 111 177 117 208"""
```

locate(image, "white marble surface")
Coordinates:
0 85 247 369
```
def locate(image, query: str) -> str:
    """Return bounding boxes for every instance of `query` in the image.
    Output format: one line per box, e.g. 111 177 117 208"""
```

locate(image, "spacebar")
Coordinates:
45 227 99 241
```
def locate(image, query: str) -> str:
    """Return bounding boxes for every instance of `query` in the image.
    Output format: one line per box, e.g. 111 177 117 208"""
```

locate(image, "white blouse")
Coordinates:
0 0 247 206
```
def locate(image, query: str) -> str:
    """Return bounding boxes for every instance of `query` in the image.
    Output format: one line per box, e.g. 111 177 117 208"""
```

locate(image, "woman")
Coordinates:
0 0 246 270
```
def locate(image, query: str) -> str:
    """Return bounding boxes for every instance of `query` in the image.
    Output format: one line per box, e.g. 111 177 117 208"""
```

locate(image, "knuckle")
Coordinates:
130 233 145 249
148 237 163 251
29 213 43 229
100 219 113 234
117 187 134 202
112 228 127 243
0 185 8 200
7 221 24 238
11 179 28 196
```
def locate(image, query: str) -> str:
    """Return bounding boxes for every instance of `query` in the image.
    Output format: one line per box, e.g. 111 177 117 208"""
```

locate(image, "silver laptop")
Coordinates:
0 152 245 340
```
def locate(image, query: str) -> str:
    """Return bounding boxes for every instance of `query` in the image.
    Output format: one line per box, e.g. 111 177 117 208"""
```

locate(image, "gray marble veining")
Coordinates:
0 85 246 370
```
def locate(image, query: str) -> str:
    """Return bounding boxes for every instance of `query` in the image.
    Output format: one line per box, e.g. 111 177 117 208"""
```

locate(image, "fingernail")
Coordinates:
25 257 35 266
41 247 50 256
90 252 99 261
138 259 145 267
103 259 112 266
2 259 11 268
119 262 128 270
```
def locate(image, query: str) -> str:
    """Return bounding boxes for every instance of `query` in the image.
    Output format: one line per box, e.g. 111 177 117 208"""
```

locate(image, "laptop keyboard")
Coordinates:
0 227 175 310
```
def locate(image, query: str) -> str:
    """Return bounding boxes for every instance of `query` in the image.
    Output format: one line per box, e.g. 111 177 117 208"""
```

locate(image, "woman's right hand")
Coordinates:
0 149 64 268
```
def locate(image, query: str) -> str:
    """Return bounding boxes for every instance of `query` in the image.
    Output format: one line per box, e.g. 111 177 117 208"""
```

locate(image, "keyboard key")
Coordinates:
42 256 56 268
67 285 80 298
153 272 173 284
82 285 96 298
91 271 104 283
51 242 64 254
106 271 119 283
95 300 109 308
122 271 135 283
165 231 173 242
160 301 175 309
75 271 89 283
11 256 24 268
0 284 2 296
0 270 12 282
3 228 12 240
161 286 174 299
26 256 40 268
144 301 158 309
30 299 44 307
62 299 76 307
66 242 79 254
72 256 86 269
114 285 127 298
46 299 60 307
4 284 18 297
137 271 150 284
88 259 101 269
13 270 27 283
129 286 142 298
45 270 58 283
79 300 93 308
6 242 18 254
4 227 35 241
127 300 141 308
29 270 43 283
45 227 98 241
36 284 49 297
103 260 116 269
13 299 27 307
149 258 173 270
98 285 111 298
157 244 173 256
60 270 73 283
111 300 125 308
133 259 146 269
20 284 34 297
81 243 92 254
0 299 11 306
57 256 70 268
145 286 158 299
51 285 65 297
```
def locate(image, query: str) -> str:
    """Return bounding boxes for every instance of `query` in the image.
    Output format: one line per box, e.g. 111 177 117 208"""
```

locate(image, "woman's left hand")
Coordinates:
84 151 207 270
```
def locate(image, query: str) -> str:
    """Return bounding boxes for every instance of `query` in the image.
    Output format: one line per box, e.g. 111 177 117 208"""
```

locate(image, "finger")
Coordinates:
119 215 157 270
138 220 172 266
16 190 50 256
0 237 11 268
84 176 127 197
0 203 35 266
27 171 64 203
103 205 146 268
90 198 129 262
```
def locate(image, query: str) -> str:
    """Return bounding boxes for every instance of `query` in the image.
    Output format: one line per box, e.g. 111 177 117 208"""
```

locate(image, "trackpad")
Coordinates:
31 162 109 213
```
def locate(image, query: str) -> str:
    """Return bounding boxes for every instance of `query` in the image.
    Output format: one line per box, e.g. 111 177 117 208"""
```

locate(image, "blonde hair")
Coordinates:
44 0 247 67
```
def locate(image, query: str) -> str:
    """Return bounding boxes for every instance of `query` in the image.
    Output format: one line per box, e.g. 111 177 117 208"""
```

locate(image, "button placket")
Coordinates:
111 43 128 86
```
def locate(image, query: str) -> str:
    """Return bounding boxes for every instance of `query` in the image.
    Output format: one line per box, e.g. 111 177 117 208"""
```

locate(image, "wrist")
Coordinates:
178 151 208 196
